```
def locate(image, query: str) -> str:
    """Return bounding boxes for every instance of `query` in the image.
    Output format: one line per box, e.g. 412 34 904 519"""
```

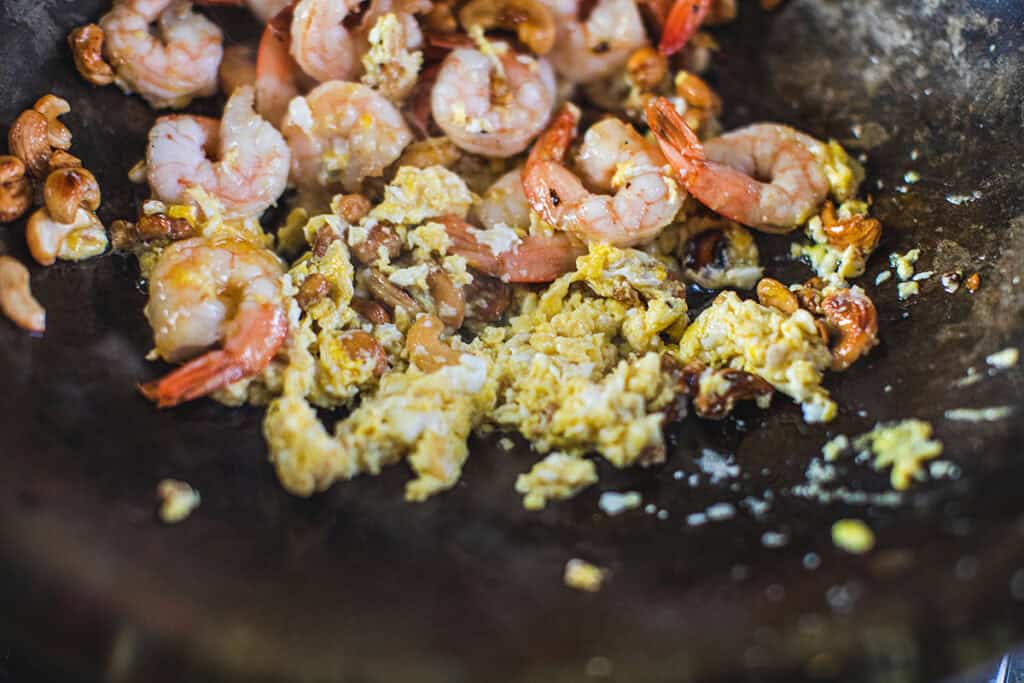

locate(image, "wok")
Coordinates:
1 0 1022 680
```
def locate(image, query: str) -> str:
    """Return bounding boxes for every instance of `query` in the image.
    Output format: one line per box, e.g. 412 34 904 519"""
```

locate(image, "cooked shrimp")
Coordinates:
647 97 830 233
659 0 711 55
281 80 413 193
147 85 290 219
542 0 647 84
439 215 586 283
523 105 684 247
431 43 556 158
100 0 223 109
255 3 302 128
472 168 532 230
140 236 287 407
289 0 361 83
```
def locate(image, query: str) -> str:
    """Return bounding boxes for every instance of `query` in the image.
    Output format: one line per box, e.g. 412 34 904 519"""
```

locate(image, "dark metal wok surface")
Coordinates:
1 1 1023 681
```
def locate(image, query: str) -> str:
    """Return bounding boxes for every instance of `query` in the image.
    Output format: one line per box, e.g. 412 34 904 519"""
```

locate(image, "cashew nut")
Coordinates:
330 193 372 224
350 296 393 324
0 255 45 333
339 330 388 378
459 0 556 55
822 289 879 372
296 273 331 311
350 223 403 266
48 150 83 172
693 368 774 420
33 94 73 151
406 314 463 372
68 24 115 86
364 267 421 314
44 167 100 224
755 277 798 315
26 207 107 266
627 46 669 91
463 272 511 323
0 156 32 223
9 110 52 178
427 266 465 328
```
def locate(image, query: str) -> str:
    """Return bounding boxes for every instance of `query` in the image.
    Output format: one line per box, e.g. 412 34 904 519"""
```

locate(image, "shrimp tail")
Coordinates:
658 0 711 56
527 103 580 167
141 303 288 408
523 104 580 225
646 97 705 184
140 349 249 408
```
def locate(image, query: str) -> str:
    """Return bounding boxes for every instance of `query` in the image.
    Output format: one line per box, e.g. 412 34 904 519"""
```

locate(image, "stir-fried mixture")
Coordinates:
4 0 900 507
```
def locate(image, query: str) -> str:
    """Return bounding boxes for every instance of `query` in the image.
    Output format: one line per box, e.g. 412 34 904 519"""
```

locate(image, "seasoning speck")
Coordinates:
761 531 789 548
903 171 920 184
831 518 875 554
156 479 200 524
803 552 822 570
874 270 892 285
598 491 643 516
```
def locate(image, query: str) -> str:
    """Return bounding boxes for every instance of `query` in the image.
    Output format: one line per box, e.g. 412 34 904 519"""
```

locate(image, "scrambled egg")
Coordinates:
831 518 875 554
360 13 423 102
369 166 475 225
677 291 836 422
515 453 598 510
564 558 606 592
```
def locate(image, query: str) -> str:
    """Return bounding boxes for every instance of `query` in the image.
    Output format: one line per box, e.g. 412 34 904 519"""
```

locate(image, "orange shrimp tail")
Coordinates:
527 104 580 168
658 0 711 56
139 350 249 409
498 234 587 283
141 304 288 409
646 97 705 186
523 105 580 225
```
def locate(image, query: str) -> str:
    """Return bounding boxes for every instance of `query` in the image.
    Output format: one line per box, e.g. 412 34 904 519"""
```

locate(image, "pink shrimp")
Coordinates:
438 215 586 283
522 104 684 247
646 97 830 233
139 236 287 408
658 0 711 56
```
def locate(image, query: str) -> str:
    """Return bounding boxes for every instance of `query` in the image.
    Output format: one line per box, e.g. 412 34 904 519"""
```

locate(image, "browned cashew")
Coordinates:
364 267 422 314
68 24 115 86
350 296 393 324
44 167 100 224
693 368 774 420
47 150 82 172
32 95 72 151
820 202 882 252
0 255 45 333
406 314 463 372
675 71 721 113
627 46 668 91
312 223 340 258
755 277 798 315
137 212 195 242
330 193 372 224
0 156 32 223
339 330 388 378
463 272 511 323
26 207 105 266
427 266 465 329
822 289 878 372
459 0 556 55
296 273 331 311
350 223 404 266
795 277 825 315
9 110 52 178
423 0 458 33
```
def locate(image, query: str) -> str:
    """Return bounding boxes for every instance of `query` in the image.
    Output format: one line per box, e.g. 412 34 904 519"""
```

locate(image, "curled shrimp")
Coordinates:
100 0 223 109
289 0 361 83
647 97 830 233
140 236 287 407
542 0 647 84
281 80 413 193
431 43 556 158
147 85 290 219
439 215 585 283
254 2 302 128
523 105 684 247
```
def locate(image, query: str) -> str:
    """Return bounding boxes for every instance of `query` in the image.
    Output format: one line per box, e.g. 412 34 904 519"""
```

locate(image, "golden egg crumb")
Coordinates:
564 558 606 592
515 453 598 510
156 479 200 523
831 518 875 554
